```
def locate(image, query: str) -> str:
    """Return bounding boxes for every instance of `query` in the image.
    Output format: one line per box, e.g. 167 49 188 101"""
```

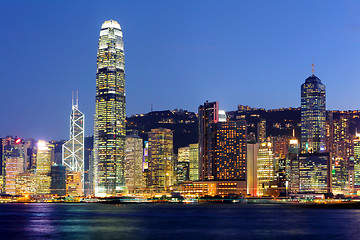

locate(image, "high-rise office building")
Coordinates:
178 147 190 163
257 119 266 143
198 101 247 181
288 138 300 193
332 156 349 194
36 141 53 195
94 20 126 196
16 173 36 196
5 156 23 195
199 101 219 180
257 142 274 196
83 136 94 196
189 143 199 181
300 69 330 193
176 147 190 184
66 171 83 196
143 141 149 188
125 134 144 192
247 143 259 196
148 128 174 190
353 134 360 191
62 94 84 190
214 121 247 180
301 72 326 153
299 152 330 193
50 164 66 196
3 138 25 194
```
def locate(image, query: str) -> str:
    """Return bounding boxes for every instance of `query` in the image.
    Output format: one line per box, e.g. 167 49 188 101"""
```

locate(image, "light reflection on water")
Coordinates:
0 203 359 239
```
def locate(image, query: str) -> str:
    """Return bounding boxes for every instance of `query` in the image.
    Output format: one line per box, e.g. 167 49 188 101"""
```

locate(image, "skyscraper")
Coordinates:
257 142 274 196
247 143 259 196
299 68 330 193
50 164 66 196
176 147 190 184
3 137 25 195
148 128 174 190
62 93 84 189
214 121 247 180
199 101 219 180
198 101 247 181
189 143 199 181
257 119 266 143
36 141 53 195
353 133 360 191
301 70 326 153
94 20 126 196
125 134 144 192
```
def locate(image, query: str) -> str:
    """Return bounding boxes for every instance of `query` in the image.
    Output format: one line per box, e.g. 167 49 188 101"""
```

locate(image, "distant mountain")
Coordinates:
126 109 198 153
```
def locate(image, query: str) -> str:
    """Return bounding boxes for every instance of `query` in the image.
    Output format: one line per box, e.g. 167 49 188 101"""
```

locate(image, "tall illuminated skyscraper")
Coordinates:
199 101 219 180
189 143 199 181
94 20 126 196
36 141 53 195
257 142 274 196
299 67 330 193
125 134 144 192
199 101 247 181
148 128 174 190
301 68 326 153
62 93 84 189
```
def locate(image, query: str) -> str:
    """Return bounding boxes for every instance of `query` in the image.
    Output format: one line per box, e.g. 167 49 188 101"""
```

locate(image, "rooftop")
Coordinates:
101 20 121 30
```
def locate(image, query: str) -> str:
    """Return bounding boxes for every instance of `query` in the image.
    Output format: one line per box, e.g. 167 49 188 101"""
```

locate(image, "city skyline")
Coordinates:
2 1 360 141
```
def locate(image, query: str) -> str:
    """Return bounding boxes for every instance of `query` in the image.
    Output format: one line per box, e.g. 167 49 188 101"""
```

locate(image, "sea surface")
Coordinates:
0 203 359 240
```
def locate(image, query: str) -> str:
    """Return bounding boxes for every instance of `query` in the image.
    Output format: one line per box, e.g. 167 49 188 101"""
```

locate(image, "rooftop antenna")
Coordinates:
72 91 74 108
76 90 79 108
151 104 153 112
312 58 315 75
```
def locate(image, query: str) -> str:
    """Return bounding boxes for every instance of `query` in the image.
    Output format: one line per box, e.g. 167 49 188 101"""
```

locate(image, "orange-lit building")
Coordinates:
182 181 246 197
16 173 36 196
66 171 83 196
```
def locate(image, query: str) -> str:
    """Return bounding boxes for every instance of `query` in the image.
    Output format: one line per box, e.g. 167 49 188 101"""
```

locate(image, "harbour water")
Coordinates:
0 203 359 240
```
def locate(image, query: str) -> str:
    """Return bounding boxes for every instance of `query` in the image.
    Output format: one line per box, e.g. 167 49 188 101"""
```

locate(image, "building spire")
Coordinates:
312 58 315 75
72 91 74 108
72 91 79 109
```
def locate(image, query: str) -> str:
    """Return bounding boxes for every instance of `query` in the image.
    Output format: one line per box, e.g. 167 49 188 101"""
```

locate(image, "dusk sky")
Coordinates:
2 0 360 140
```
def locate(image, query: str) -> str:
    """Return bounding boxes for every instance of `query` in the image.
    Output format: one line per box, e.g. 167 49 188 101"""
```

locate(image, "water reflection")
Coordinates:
0 204 360 239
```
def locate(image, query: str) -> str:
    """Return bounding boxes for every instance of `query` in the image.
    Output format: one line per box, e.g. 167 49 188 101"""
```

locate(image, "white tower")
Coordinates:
62 92 85 187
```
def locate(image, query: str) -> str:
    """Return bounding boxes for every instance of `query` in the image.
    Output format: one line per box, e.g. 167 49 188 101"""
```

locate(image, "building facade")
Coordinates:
299 152 330 193
214 121 247 181
198 101 247 182
36 141 53 195
199 101 219 180
301 73 326 153
94 20 126 196
189 143 199 181
125 134 144 191
50 164 66 196
148 128 174 190
257 142 274 196
300 71 330 193
247 143 259 196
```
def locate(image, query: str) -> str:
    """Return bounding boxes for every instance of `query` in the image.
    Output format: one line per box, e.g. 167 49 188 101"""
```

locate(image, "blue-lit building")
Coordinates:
299 70 330 193
301 73 326 153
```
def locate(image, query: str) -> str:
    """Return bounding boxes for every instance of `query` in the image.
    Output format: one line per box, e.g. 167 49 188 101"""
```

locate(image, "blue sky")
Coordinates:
1 0 360 140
